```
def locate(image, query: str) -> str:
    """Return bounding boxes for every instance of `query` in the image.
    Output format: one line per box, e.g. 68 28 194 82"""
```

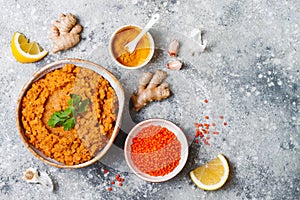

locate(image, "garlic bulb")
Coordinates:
23 168 54 191
190 29 207 53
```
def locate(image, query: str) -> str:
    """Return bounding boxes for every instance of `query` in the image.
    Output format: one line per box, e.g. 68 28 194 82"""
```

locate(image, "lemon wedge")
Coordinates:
11 32 48 63
190 154 229 190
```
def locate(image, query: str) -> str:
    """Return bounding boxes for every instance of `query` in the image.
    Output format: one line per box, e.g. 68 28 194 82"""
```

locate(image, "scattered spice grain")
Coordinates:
193 101 228 146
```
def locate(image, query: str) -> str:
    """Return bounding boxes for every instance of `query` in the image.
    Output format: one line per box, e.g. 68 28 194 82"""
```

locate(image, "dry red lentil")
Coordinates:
131 125 181 177
102 168 126 192
193 101 227 146
203 138 210 146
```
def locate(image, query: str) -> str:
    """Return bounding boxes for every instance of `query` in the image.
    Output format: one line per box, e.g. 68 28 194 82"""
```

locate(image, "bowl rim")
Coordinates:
109 24 155 70
16 58 125 168
124 118 189 182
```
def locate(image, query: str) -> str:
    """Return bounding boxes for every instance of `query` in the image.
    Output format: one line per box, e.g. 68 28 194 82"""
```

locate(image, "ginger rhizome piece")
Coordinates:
49 13 83 53
131 70 171 112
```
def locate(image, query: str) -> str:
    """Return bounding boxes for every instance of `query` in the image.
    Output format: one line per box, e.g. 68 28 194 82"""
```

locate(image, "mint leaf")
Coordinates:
68 98 73 106
48 113 61 128
56 109 72 119
77 99 90 114
63 117 75 131
70 94 81 106
47 94 90 131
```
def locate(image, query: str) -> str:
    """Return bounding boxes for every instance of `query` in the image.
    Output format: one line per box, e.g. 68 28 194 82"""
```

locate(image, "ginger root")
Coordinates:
131 70 171 112
50 13 83 53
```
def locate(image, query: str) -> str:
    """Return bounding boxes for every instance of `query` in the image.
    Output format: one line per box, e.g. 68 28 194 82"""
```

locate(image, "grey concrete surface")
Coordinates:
0 0 299 199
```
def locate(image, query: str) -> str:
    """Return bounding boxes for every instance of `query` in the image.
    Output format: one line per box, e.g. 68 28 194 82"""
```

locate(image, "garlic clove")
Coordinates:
168 39 179 57
166 60 183 70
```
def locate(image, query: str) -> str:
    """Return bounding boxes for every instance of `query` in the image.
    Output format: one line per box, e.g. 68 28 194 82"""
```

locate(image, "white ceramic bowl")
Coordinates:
109 24 155 70
124 118 189 182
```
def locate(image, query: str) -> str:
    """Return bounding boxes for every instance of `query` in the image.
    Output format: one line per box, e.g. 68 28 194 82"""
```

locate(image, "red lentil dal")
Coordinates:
131 125 181 177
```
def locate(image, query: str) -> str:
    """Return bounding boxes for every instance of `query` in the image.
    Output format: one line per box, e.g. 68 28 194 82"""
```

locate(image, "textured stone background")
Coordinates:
0 0 299 199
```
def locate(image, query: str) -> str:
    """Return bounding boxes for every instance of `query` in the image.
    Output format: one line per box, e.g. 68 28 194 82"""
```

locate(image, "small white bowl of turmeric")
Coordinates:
109 24 155 69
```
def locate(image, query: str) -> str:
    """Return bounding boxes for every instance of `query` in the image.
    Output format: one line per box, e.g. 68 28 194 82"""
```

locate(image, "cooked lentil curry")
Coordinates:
21 64 117 165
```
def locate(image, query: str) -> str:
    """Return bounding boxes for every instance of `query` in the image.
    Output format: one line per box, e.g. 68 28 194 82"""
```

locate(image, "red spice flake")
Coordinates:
205 116 209 120
213 131 219 135
202 129 209 134
202 138 210 146
203 123 210 129
195 129 204 138
115 174 121 182
194 122 203 128
224 122 227 126
204 99 208 103
131 125 181 177
119 183 123 186
111 181 115 184
212 122 216 126
103 169 109 174
220 116 224 119
195 139 199 144
206 136 211 140
120 178 125 182
107 187 112 191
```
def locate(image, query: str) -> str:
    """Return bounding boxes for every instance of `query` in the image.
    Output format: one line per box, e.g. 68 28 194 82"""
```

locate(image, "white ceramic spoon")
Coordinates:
125 13 160 54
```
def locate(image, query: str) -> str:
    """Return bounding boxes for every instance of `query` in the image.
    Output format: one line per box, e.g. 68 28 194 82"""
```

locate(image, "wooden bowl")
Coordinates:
16 59 125 168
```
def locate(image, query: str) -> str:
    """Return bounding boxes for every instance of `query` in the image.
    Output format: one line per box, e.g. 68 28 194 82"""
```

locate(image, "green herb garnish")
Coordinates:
48 94 90 131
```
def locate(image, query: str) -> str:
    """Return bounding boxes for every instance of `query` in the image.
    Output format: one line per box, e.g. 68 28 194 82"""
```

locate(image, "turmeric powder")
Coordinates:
111 26 151 67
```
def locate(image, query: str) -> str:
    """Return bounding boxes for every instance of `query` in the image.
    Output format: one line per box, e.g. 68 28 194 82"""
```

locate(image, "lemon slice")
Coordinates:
190 154 229 190
11 32 48 63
